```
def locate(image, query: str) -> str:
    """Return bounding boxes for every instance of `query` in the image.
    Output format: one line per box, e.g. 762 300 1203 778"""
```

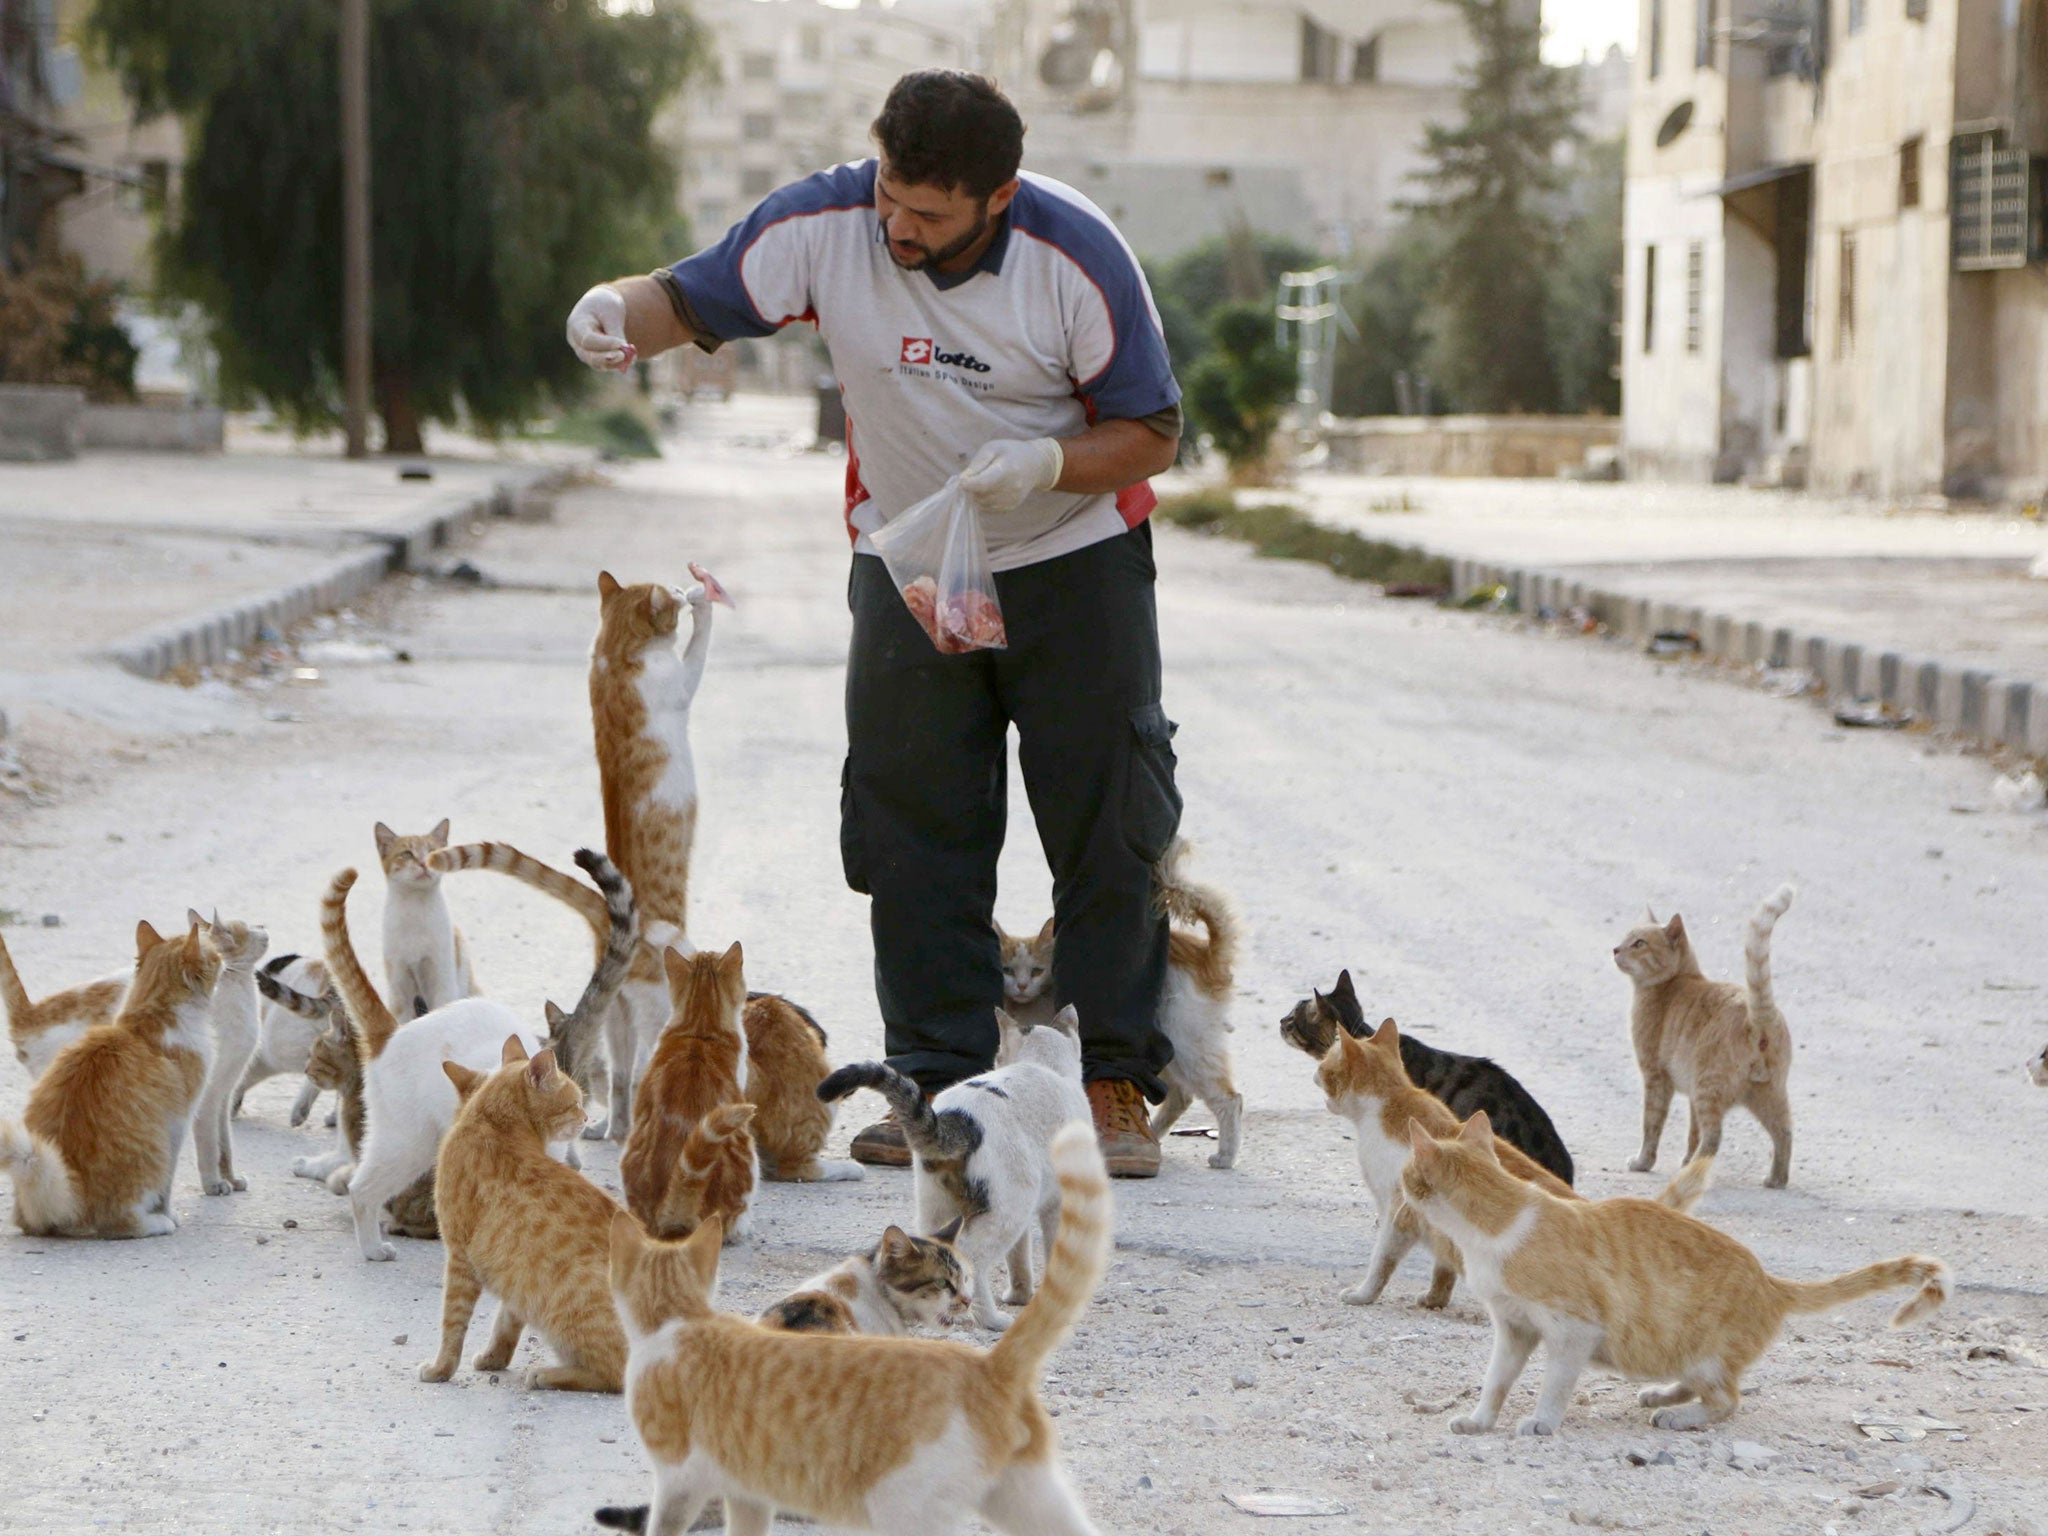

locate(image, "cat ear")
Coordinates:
211 907 223 931
442 1059 482 1098
597 570 622 599
1459 1110 1497 1158
527 1048 557 1087
932 1216 964 1243
1051 1004 1080 1037
878 1224 914 1258
500 1033 530 1066
1036 915 1056 945
662 946 690 992
680 1216 724 1289
136 918 165 956
1407 1121 1435 1156
718 941 744 981
1369 1016 1401 1052
1334 969 1357 1002
607 1208 645 1289
1645 905 1659 924
373 823 397 857
543 1001 567 1033
1664 914 1686 942
428 819 450 849
647 584 675 615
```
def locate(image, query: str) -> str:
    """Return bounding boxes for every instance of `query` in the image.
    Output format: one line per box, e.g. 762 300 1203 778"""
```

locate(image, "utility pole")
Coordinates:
341 0 372 458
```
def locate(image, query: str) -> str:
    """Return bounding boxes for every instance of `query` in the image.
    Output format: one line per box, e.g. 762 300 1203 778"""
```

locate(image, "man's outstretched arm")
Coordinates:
566 274 713 372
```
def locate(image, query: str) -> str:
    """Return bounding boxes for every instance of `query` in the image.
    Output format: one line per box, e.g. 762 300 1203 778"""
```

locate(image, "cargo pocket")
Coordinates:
839 756 871 895
1122 703 1183 864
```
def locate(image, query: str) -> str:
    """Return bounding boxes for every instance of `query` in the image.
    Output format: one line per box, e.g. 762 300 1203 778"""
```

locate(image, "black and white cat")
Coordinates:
818 1006 1094 1332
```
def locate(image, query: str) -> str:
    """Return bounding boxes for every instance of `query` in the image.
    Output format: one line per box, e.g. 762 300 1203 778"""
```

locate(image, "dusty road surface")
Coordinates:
3 398 2045 1535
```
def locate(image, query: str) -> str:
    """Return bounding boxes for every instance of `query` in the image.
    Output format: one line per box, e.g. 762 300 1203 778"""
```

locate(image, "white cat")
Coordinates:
998 838 1245 1169
235 953 332 1128
819 1006 1093 1331
188 910 267 1196
373 820 477 1017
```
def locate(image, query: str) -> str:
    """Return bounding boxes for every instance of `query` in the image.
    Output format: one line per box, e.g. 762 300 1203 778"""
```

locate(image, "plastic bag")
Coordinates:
867 475 1008 654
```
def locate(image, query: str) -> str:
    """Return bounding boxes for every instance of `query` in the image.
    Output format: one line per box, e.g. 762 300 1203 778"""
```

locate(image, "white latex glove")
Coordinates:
959 437 1064 515
566 284 636 373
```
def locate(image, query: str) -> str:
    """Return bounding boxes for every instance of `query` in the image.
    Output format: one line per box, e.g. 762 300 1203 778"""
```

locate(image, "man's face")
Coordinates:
874 165 1012 270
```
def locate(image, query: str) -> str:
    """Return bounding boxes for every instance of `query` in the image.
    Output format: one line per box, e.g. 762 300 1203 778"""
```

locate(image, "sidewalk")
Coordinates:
0 430 586 685
1283 473 2048 758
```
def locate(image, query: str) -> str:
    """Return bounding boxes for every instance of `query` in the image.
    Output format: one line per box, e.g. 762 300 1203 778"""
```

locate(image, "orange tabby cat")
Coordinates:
2 932 126 1079
604 1122 1111 1535
1614 885 1796 1186
657 1102 757 1243
1403 1113 1947 1436
620 945 749 1233
426 1037 627 1392
1 920 221 1237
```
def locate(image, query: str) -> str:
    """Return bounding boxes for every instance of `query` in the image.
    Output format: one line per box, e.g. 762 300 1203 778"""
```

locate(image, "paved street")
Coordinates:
1 398 2044 1533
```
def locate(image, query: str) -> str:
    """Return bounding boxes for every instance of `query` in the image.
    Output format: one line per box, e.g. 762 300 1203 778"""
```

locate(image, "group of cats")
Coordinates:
0 560 1989 1533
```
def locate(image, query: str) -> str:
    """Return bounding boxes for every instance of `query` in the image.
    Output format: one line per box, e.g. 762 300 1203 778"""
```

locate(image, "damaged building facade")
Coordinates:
1622 0 2048 499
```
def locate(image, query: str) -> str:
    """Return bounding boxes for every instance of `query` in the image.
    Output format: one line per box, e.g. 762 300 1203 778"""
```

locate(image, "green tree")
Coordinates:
1408 0 1580 413
87 0 705 451
1184 300 1295 475
1150 229 1319 377
1330 220 1448 418
1546 136 1624 414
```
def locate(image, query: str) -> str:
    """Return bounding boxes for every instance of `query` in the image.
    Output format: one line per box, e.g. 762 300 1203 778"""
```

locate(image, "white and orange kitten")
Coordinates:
373 820 476 1016
187 909 267 1196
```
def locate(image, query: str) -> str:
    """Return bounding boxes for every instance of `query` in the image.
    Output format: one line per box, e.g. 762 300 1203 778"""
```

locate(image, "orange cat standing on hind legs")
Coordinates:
1402 1113 1947 1437
0 920 222 1238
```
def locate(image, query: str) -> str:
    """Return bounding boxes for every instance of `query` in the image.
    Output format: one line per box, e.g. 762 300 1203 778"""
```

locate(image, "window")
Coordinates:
1685 241 1704 354
1846 0 1864 34
1907 0 1928 18
1301 16 1341 82
741 167 774 198
1836 231 1855 358
1352 36 1379 83
1899 137 1922 209
1695 0 1715 69
1643 245 1658 352
1775 169 1813 358
741 112 774 142
1648 0 1663 78
740 52 775 81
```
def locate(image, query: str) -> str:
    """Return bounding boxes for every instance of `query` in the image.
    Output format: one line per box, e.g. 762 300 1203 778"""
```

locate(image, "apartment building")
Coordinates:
1623 0 2048 498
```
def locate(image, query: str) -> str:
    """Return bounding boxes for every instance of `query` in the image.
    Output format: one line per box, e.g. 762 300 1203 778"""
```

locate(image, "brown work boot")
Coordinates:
1088 1078 1161 1178
850 1110 912 1168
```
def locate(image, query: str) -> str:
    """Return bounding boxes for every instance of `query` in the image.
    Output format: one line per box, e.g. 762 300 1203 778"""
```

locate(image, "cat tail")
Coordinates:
1742 884 1796 1077
1154 837 1239 997
0 1122 80 1227
539 851 637 1087
1775 1255 1950 1327
1655 1154 1714 1214
0 933 31 1021
815 1062 968 1159
320 869 399 1065
255 969 332 1022
430 841 609 940
989 1124 1113 1391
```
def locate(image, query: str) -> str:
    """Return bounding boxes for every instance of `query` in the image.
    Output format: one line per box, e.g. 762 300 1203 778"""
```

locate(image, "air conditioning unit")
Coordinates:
1951 131 2046 271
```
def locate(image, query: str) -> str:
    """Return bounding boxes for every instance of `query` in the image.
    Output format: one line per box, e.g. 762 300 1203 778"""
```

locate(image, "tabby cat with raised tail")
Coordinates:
1614 884 1796 1187
2 932 125 1080
1 920 221 1237
587 570 717 1139
1280 968 1573 1184
1405 1113 1945 1436
601 1123 1112 1535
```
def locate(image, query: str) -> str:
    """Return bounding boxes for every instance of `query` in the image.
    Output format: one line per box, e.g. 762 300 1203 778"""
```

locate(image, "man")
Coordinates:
565 70 1183 1176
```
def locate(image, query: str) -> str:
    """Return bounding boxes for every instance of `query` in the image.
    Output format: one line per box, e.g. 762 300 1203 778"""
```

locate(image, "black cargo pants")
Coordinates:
840 522 1180 1100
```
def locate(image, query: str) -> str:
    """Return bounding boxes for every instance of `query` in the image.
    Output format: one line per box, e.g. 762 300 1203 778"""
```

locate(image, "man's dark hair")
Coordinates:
871 71 1024 199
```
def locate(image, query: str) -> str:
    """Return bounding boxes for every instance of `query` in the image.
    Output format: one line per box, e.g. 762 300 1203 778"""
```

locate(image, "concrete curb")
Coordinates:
1446 556 2048 761
106 462 582 680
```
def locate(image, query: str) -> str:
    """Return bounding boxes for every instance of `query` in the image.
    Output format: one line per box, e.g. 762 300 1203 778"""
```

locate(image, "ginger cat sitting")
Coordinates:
1 920 221 1238
426 1038 628 1392
1614 885 1796 1186
1403 1113 1947 1436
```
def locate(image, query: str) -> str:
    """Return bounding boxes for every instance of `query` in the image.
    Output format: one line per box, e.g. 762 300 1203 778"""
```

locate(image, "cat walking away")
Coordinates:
2 931 125 1079
1404 1113 1946 1436
1 920 221 1237
1280 968 1574 1184
187 910 268 1195
758 1221 970 1335
601 1122 1112 1535
425 1039 628 1391
820 1007 1092 1331
1615 885 1796 1186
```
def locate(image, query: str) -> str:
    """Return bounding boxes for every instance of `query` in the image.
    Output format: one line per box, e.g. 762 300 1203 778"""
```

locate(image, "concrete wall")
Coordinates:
1323 416 1620 477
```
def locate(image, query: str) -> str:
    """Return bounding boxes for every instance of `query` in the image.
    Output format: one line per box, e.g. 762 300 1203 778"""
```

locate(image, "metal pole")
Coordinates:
341 0 372 458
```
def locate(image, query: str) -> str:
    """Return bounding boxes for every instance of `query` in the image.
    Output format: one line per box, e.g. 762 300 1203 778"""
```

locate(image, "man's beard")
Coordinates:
881 203 990 271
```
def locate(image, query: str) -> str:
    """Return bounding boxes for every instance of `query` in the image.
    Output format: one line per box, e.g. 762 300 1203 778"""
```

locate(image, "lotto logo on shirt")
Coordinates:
900 337 933 365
